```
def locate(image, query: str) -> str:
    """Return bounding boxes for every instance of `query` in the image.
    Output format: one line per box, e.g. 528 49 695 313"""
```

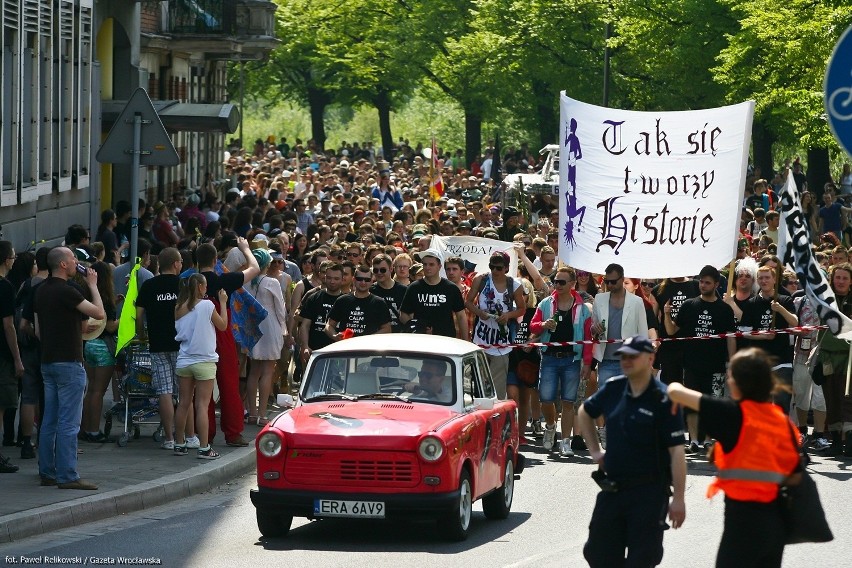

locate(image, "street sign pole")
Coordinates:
130 113 142 263
96 88 180 264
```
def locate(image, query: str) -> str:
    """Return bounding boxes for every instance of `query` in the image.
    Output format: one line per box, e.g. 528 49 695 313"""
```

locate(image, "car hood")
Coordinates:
271 401 459 449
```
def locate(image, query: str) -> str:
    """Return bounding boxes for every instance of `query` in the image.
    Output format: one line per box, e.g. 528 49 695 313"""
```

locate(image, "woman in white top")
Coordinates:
173 273 228 460
246 248 289 425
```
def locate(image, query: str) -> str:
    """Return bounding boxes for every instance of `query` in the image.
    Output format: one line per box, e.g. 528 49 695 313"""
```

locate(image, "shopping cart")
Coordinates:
104 341 165 447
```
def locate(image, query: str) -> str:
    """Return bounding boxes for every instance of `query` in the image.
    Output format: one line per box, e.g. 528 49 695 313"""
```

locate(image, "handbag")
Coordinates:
778 424 833 544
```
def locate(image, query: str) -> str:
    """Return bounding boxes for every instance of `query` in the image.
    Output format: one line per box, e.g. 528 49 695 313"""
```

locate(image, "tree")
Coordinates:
714 0 852 185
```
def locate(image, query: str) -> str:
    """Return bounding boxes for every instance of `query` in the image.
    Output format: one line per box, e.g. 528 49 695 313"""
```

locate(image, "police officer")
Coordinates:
578 335 687 568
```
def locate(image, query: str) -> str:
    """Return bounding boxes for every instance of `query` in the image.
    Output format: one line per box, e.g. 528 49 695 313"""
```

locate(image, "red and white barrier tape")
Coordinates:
479 325 827 350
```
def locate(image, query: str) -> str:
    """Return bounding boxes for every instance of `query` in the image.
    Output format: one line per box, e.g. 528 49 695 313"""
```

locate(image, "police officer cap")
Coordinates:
614 335 655 356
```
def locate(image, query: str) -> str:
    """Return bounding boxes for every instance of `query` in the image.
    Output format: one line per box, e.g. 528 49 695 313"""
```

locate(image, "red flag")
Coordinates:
428 136 444 202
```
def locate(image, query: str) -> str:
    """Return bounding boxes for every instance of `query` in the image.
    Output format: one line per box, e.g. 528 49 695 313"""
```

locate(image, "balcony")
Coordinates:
153 0 278 61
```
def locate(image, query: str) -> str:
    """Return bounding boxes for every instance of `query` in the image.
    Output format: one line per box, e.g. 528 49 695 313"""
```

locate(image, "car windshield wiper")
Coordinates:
303 392 358 402
355 393 413 403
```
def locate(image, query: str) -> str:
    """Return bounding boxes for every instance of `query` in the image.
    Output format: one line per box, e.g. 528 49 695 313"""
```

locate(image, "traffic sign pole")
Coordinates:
130 113 142 263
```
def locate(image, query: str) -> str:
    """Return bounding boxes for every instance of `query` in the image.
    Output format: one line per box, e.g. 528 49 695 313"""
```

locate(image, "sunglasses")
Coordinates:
354 276 372 282
604 278 621 286
489 264 506 271
347 252 361 258
641 281 655 288
418 370 439 379
553 279 569 286
372 267 388 274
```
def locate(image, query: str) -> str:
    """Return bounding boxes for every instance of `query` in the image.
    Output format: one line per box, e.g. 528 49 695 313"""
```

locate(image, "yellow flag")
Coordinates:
115 260 141 355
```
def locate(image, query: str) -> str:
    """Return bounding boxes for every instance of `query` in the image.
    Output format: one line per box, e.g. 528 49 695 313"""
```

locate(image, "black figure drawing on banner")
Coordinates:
563 118 586 247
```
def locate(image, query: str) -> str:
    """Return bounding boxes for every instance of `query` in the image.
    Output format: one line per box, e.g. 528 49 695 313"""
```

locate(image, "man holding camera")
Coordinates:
578 335 686 568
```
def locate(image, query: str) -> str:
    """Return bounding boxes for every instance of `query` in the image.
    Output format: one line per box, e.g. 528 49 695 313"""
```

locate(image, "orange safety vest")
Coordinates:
707 400 800 503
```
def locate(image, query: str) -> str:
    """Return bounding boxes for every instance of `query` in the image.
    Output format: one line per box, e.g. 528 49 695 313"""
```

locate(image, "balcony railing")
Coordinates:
168 0 237 35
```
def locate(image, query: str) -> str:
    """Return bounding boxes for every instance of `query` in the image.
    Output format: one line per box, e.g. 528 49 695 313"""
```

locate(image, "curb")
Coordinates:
0 447 256 543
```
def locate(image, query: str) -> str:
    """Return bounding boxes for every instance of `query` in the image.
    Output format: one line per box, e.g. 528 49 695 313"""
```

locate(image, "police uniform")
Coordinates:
582 374 685 568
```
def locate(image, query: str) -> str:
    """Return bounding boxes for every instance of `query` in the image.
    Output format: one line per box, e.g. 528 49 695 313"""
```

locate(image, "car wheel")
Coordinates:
482 453 514 520
439 469 473 541
256 510 293 538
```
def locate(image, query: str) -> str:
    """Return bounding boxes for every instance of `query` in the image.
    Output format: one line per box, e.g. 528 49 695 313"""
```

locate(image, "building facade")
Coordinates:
0 0 276 250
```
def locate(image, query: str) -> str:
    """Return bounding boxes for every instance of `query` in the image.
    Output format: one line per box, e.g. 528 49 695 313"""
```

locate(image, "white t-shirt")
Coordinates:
175 300 219 368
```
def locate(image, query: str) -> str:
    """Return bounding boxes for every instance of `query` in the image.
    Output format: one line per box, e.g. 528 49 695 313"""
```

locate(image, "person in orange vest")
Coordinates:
667 347 800 568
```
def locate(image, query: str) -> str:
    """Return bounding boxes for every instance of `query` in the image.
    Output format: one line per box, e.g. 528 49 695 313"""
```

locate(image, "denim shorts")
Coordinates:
83 338 116 368
538 355 581 403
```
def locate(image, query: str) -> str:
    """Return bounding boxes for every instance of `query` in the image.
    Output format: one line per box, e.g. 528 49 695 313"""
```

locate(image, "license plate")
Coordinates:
313 499 385 518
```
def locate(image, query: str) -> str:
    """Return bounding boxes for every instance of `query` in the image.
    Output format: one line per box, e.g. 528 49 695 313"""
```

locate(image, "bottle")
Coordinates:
120 235 129 260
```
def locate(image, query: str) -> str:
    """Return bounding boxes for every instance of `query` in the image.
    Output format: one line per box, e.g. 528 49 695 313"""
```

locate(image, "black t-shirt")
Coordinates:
201 270 245 299
299 289 343 349
653 279 700 341
0 277 14 360
400 278 465 337
328 293 391 337
136 274 181 353
674 297 736 373
740 294 796 363
34 277 85 363
582 377 685 483
510 307 540 365
698 395 742 453
370 281 407 332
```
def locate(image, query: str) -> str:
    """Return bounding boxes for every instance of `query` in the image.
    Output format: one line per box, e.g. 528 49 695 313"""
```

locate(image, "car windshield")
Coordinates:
303 353 456 406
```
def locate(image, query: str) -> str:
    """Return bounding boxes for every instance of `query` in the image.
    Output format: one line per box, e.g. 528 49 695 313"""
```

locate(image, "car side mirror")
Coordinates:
473 397 494 410
277 394 295 408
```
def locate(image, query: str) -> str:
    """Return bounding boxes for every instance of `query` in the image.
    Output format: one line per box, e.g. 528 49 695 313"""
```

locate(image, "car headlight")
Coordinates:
418 436 445 462
258 432 283 458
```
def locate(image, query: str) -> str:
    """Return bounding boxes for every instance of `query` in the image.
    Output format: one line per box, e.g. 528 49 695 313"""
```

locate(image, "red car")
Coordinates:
250 334 525 540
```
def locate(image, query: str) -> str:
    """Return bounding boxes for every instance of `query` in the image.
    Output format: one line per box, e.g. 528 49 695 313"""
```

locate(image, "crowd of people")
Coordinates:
0 138 846 565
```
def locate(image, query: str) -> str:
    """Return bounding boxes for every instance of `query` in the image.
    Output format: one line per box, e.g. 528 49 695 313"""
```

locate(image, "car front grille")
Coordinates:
285 451 419 488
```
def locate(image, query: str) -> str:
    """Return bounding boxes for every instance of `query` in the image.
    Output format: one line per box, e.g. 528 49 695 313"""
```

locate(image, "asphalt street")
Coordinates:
0 443 847 568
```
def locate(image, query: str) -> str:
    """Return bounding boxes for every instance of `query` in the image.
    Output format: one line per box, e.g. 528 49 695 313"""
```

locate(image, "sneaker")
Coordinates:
531 420 544 437
197 446 220 460
543 425 556 451
571 434 587 452
185 436 201 449
85 432 108 444
597 427 607 450
20 443 35 459
161 440 175 450
703 440 715 455
57 479 98 490
226 435 250 447
0 454 18 473
40 476 57 486
812 437 832 452
686 441 702 455
559 439 574 457
173 444 188 456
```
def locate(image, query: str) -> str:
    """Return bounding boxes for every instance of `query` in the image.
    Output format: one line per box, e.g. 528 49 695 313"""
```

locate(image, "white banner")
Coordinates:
777 170 852 339
431 235 519 278
558 94 754 278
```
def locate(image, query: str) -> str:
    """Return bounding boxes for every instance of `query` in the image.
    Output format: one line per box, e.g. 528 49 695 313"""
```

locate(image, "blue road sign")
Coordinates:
826 25 852 157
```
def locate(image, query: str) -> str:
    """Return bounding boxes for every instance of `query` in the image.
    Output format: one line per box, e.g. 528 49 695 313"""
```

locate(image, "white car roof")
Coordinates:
314 333 481 358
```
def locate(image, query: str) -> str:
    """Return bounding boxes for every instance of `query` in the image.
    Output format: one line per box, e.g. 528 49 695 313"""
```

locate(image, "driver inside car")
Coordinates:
404 360 453 402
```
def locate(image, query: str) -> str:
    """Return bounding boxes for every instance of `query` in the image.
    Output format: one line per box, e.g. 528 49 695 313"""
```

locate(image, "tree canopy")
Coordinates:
235 0 852 173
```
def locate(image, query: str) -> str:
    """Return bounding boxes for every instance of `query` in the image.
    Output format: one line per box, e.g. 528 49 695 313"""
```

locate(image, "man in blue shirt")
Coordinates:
578 335 686 568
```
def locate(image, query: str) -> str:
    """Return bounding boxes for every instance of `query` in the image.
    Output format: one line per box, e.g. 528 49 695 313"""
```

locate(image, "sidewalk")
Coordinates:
0 418 263 543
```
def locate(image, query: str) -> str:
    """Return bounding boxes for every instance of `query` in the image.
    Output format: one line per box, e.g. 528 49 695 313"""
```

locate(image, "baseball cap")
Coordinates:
614 335 655 356
415 248 443 263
